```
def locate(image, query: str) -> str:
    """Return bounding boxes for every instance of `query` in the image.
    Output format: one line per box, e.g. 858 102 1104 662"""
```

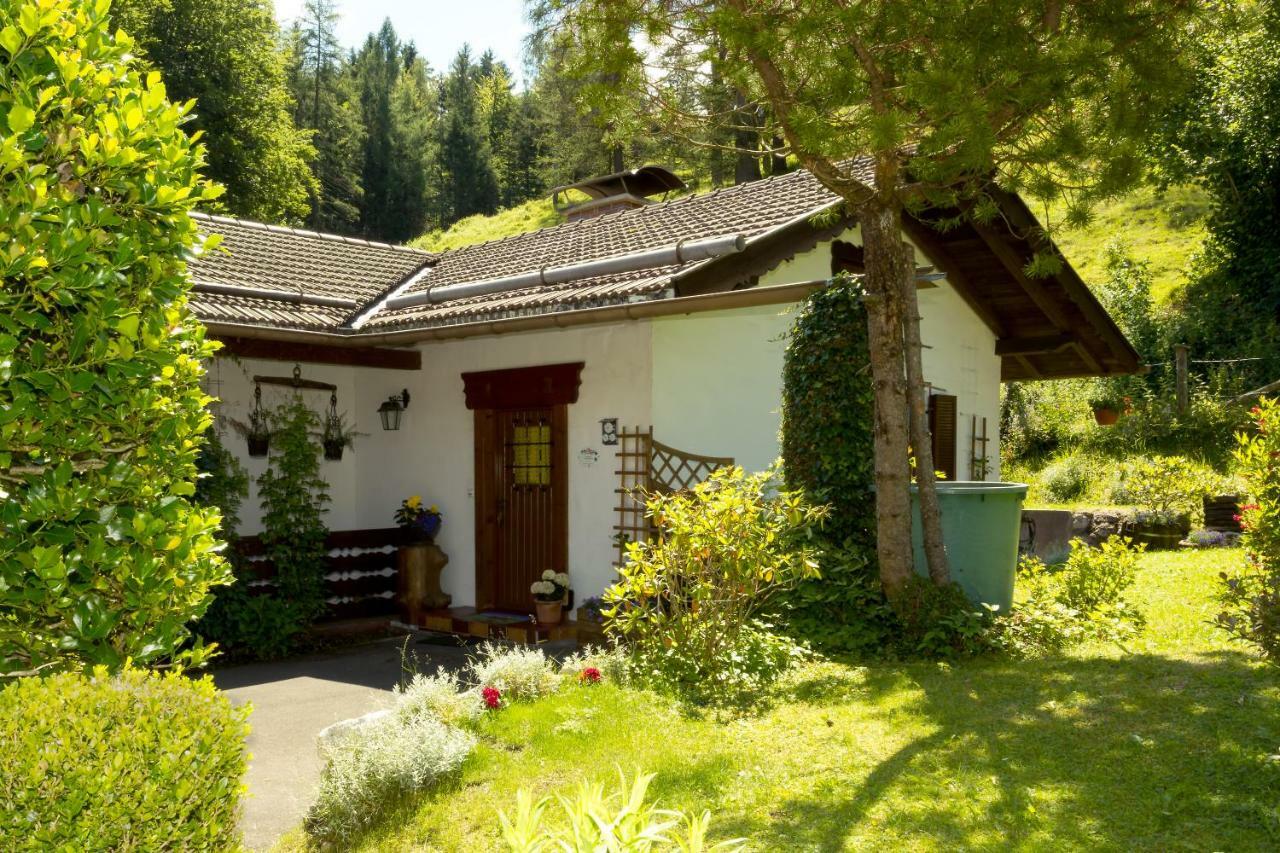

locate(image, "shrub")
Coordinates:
395 668 481 728
603 465 822 703
894 577 995 659
0 667 248 851
1039 452 1096 503
466 641 562 702
780 278 883 653
1217 399 1280 661
498 770 744 852
0 0 229 675
1106 455 1220 522
1056 538 1144 616
305 711 475 845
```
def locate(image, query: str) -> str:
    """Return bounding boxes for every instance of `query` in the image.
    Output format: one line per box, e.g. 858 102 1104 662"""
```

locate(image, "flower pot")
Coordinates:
246 434 269 457
322 439 345 461
535 600 563 625
1093 407 1119 426
1127 512 1192 550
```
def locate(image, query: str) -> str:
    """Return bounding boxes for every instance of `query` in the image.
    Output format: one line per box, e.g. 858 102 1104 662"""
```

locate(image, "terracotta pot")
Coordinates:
1093 407 1119 426
535 600 563 625
397 543 451 626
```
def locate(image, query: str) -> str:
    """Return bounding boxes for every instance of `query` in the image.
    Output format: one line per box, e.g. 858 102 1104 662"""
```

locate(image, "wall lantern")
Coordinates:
378 390 410 431
600 417 618 446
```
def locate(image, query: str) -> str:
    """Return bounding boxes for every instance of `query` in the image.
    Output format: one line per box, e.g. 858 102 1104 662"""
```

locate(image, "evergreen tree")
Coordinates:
289 0 365 233
439 46 501 223
111 0 316 223
351 20 435 241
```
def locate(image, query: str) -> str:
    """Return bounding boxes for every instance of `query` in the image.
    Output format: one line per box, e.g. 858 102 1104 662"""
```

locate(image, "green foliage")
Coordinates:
0 0 229 675
465 641 563 703
305 708 475 846
603 465 822 704
1106 456 1221 521
499 770 744 852
1056 538 1144 617
1218 398 1280 662
112 0 316 223
779 277 892 653
992 544 1145 658
1151 3 1280 389
893 576 994 660
412 192 564 252
0 666 249 851
194 427 249 538
258 396 330 617
1038 453 1096 504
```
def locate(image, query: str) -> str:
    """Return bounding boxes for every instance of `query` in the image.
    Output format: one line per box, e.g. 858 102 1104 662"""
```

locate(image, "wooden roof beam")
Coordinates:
995 333 1078 356
969 220 1073 332
901 217 1007 338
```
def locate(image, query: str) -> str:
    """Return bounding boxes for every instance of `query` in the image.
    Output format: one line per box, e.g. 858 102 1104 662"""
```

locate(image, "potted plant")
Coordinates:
531 570 570 625
1088 385 1125 426
394 495 442 543
319 411 362 461
393 496 449 625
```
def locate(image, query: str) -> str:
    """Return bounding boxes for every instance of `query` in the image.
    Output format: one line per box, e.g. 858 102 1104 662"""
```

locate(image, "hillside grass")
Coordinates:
1050 184 1211 302
276 548 1279 852
410 198 564 253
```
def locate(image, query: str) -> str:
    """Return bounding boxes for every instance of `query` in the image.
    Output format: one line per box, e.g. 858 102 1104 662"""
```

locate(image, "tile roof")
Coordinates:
363 165 858 330
188 213 433 331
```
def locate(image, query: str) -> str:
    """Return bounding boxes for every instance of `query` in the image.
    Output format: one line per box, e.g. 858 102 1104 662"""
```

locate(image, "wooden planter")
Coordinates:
1093 407 1119 426
1204 495 1243 532
396 542 451 627
1127 513 1191 550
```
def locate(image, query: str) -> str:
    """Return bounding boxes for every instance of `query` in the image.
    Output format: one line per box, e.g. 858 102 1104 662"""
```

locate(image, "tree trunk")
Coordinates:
859 202 915 602
899 241 950 585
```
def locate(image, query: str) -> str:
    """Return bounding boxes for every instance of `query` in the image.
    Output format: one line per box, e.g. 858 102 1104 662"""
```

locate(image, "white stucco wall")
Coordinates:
209 226 1002 607
206 356 363 536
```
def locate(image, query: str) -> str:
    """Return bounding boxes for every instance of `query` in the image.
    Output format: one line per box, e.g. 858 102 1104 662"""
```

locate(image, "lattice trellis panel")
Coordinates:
612 427 734 566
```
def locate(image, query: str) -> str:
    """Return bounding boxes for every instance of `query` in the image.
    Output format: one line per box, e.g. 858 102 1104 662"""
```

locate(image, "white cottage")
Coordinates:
189 162 1138 626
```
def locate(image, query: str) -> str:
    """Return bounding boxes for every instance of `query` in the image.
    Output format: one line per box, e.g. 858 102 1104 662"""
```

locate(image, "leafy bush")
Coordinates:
780 278 886 653
0 0 228 674
395 668 481 728
1039 452 1097 503
0 667 248 851
1106 455 1220 521
604 465 822 703
305 710 475 845
1218 399 1280 662
498 770 744 852
894 577 995 660
1056 538 1144 616
466 641 562 702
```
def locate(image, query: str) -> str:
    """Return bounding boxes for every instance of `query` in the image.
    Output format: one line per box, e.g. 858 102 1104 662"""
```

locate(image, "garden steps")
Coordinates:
418 607 584 645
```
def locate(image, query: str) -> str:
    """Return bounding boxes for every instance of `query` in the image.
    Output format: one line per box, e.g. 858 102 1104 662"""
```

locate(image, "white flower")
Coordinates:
553 572 570 587
541 569 555 581
530 580 555 596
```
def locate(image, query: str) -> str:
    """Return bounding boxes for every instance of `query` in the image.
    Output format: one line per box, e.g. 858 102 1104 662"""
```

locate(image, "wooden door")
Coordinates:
474 405 568 611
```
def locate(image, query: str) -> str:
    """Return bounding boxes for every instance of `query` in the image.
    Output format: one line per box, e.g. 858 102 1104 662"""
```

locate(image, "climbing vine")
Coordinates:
780 276 894 653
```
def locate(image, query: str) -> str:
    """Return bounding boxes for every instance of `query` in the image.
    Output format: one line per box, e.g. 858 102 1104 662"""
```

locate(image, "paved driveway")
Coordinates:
214 635 473 851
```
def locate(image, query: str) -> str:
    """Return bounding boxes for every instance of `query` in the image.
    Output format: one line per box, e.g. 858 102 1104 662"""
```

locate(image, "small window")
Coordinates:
511 422 551 486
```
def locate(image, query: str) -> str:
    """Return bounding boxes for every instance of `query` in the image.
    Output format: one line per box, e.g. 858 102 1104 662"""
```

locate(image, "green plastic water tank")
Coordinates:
910 481 1028 613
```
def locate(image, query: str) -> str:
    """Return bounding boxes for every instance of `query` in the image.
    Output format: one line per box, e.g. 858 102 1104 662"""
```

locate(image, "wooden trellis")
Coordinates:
612 427 734 566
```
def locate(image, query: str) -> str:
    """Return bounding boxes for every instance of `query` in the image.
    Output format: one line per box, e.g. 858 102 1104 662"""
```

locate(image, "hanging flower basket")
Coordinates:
1093 407 1119 426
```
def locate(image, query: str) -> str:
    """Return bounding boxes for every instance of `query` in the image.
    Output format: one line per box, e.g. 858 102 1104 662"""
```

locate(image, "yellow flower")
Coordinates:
406 495 422 509
429 505 439 513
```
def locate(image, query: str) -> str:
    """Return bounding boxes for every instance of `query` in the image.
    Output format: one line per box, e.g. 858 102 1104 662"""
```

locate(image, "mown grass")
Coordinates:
276 548 1277 852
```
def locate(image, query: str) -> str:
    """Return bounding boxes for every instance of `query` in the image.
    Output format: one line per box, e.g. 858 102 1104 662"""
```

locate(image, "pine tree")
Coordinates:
439 47 501 224
289 0 365 233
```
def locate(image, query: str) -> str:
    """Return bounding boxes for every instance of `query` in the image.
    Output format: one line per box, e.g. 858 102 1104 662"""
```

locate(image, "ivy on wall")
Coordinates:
780 276 897 653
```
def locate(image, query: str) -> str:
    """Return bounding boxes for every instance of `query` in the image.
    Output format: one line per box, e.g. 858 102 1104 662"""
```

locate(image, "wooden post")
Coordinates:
1174 344 1189 414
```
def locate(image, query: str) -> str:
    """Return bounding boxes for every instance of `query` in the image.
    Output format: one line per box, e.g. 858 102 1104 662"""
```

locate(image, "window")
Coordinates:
511 421 551 486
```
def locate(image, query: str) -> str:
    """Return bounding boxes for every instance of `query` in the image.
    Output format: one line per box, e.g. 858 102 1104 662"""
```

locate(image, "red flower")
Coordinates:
579 666 602 684
482 686 501 709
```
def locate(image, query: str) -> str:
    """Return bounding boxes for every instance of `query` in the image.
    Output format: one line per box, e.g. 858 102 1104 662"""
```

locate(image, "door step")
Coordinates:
419 607 578 645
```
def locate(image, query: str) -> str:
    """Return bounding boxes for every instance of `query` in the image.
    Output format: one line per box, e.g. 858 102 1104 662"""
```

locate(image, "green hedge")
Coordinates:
0 668 250 851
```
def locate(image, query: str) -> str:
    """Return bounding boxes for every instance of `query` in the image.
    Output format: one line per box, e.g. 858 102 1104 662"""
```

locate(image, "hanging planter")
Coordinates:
236 384 271 457
319 392 361 462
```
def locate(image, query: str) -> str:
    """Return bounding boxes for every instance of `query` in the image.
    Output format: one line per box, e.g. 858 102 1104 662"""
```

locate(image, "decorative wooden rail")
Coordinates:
233 527 402 621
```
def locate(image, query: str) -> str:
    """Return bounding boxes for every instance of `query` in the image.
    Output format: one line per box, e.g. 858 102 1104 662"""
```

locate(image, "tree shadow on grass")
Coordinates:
726 652 1280 851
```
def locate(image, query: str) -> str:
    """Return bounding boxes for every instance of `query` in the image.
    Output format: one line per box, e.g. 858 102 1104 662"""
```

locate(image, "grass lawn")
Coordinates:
278 549 1279 851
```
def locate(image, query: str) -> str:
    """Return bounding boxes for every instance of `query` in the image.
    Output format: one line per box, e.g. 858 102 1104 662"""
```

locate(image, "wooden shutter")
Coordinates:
928 394 958 481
